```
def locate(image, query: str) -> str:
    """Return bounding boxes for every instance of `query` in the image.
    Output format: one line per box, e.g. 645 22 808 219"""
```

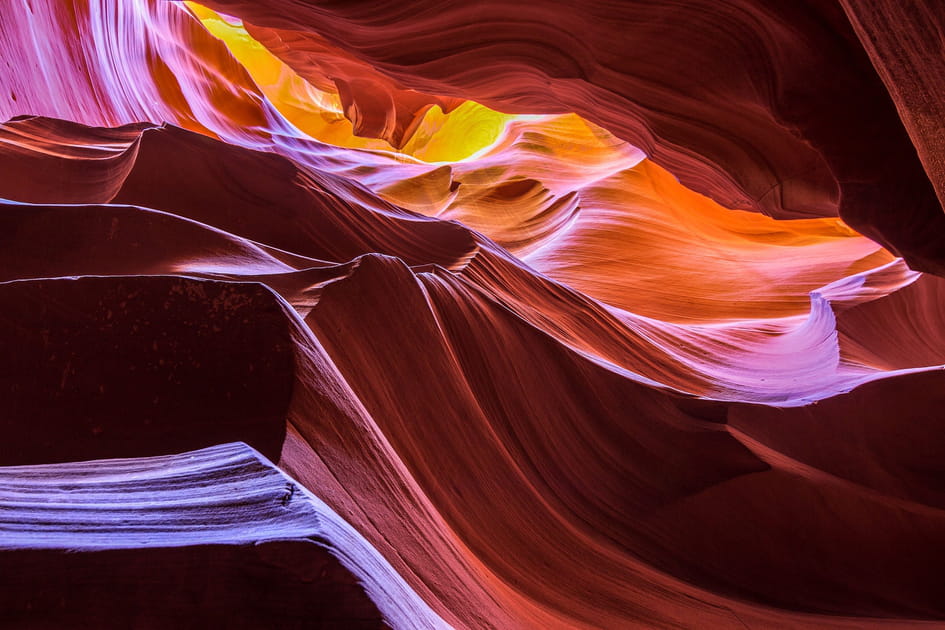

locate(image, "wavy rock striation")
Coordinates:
2 1 945 628
0 442 442 628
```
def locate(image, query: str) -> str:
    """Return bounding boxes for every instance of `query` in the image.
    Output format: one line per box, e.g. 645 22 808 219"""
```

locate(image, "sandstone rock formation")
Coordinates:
2 1 944 628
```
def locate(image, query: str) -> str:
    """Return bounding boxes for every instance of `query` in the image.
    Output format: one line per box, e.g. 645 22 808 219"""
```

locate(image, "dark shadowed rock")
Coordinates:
0 276 292 465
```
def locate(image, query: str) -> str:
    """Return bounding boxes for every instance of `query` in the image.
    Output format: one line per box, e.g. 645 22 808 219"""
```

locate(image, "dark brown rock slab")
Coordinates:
0 275 293 465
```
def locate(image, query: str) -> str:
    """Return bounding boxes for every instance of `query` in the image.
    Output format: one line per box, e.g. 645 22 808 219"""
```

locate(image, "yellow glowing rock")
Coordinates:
187 2 520 162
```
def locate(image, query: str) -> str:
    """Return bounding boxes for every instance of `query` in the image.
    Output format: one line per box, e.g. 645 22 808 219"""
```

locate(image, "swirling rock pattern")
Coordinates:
1 1 944 628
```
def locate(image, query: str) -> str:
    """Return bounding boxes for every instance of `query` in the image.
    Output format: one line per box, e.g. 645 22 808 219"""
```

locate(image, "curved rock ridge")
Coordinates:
2 1 945 628
291 253 945 623
0 116 928 405
0 442 445 629
370 112 898 323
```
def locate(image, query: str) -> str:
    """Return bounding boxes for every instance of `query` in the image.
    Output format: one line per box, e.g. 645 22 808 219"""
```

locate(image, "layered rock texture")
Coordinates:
1 1 944 628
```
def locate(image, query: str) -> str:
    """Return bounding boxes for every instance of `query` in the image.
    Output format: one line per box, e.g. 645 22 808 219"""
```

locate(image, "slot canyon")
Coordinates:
1 1 945 628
